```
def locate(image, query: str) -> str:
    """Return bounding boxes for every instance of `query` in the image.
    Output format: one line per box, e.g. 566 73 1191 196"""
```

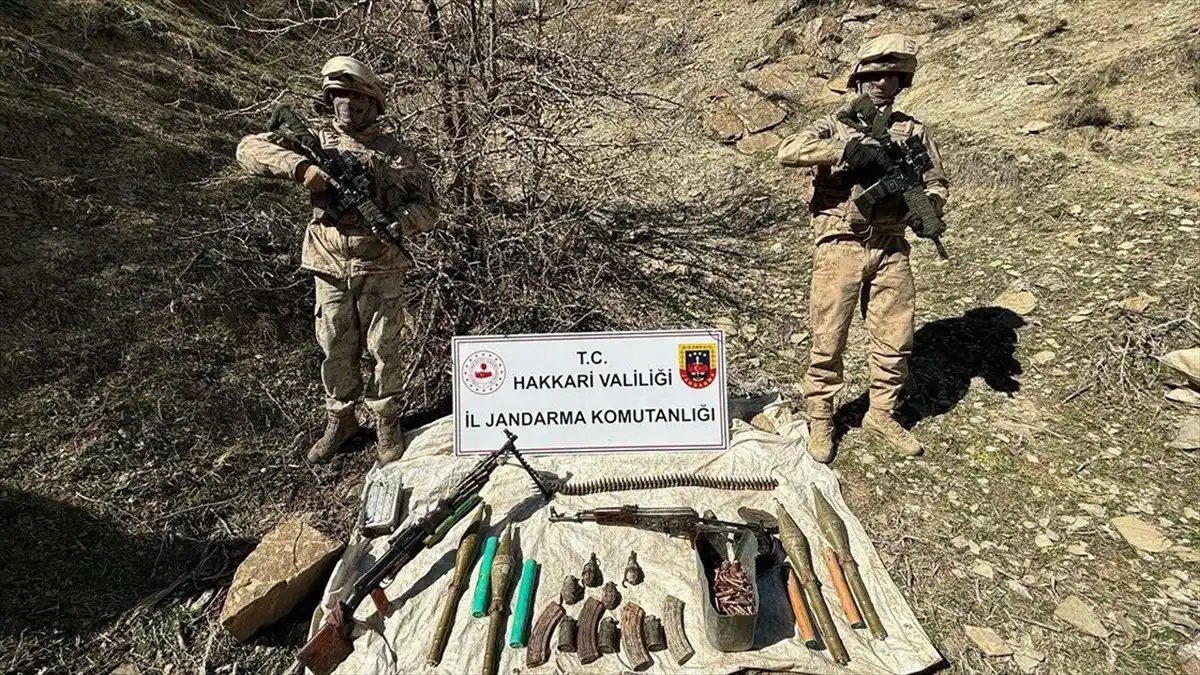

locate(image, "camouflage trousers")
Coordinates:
314 272 412 420
803 235 915 418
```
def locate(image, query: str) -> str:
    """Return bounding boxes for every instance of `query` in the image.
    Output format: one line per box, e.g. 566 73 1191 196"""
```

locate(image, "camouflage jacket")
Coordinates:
235 117 440 279
777 105 949 244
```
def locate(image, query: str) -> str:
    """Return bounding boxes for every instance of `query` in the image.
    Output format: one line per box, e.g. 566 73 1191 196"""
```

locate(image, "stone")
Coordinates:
1032 350 1056 365
993 285 1037 315
1118 292 1160 313
219 517 344 642
1006 579 1033 600
964 625 1012 656
1166 388 1200 407
1058 231 1082 247
707 102 745 143
705 86 732 101
1111 514 1172 552
1013 634 1047 673
1021 120 1054 134
741 55 834 103
840 6 881 22
1054 595 1110 638
1179 635 1200 675
802 16 842 53
971 561 996 579
1169 416 1200 450
736 131 783 155
733 97 787 134
1160 348 1200 387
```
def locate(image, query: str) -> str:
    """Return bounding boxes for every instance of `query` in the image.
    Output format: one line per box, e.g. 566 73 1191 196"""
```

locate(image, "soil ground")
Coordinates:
1 0 1198 673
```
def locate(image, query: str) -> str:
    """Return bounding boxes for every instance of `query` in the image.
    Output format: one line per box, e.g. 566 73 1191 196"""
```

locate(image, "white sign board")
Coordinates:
451 329 728 455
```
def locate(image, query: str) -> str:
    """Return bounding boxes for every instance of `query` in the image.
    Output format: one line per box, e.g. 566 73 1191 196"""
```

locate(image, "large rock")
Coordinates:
1160 347 1200 388
736 131 783 155
1170 416 1200 450
741 55 839 104
802 16 842 54
219 517 344 642
707 103 744 143
733 97 787 134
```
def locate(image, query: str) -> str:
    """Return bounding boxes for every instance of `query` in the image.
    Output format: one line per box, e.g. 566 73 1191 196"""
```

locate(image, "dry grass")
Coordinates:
1184 39 1200 101
3 0 1200 673
0 0 780 671
1070 309 1200 408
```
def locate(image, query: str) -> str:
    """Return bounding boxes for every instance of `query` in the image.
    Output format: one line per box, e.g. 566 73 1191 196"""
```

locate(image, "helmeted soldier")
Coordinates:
235 55 440 466
776 34 949 462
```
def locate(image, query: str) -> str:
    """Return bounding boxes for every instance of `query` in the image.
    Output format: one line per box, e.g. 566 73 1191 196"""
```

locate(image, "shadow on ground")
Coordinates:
834 306 1026 439
0 486 254 638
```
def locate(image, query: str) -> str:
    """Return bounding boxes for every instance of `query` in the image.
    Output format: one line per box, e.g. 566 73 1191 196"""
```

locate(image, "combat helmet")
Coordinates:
845 33 919 90
320 56 387 113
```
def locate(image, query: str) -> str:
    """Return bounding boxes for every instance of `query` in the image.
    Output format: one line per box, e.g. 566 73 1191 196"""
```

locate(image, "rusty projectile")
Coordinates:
774 499 848 664
812 485 886 640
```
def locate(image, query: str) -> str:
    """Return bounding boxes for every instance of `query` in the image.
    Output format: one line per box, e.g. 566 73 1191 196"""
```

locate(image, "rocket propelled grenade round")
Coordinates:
811 485 887 640
774 499 848 665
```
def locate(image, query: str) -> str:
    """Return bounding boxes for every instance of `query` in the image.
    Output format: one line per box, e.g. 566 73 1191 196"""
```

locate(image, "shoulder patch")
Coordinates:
888 111 916 136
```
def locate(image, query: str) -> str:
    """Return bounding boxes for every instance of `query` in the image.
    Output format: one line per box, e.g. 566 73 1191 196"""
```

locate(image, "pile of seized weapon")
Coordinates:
296 440 888 673
295 428 554 675
542 491 887 669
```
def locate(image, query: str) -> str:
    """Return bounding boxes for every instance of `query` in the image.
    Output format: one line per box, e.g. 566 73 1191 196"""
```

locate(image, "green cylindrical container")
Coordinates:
508 559 538 648
471 535 499 618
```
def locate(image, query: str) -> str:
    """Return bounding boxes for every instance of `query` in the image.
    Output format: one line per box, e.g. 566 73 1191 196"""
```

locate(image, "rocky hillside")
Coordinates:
1 0 1197 673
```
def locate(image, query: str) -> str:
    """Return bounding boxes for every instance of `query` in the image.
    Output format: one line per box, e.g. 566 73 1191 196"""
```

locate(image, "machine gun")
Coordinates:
266 104 412 259
547 505 777 555
837 94 950 259
296 429 553 675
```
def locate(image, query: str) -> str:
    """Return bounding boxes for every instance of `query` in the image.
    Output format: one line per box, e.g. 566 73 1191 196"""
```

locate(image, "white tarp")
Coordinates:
310 399 943 674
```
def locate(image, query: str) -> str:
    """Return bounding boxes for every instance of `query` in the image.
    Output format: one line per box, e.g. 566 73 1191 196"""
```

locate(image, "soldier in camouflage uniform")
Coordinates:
776 34 949 462
236 56 440 466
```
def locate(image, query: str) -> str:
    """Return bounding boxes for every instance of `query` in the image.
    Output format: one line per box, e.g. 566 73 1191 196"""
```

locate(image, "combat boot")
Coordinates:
808 418 836 463
862 410 923 457
374 415 406 466
308 410 361 464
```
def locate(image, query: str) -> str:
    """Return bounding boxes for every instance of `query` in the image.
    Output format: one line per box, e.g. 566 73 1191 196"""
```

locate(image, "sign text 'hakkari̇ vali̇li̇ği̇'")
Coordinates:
451 329 728 455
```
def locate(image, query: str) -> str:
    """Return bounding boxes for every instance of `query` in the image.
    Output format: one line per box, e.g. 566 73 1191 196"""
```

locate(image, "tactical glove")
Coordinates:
909 213 946 239
297 163 328 192
842 137 883 171
929 193 946 218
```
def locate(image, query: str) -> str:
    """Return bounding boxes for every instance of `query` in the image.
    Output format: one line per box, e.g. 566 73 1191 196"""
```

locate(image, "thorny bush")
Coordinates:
225 0 787 413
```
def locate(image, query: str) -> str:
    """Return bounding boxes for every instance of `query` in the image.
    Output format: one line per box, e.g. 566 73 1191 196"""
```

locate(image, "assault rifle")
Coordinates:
265 104 412 259
296 429 553 675
547 505 777 555
837 94 950 260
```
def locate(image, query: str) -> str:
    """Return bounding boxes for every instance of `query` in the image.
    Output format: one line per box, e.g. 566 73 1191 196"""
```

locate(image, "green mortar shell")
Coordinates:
471 535 499 618
508 559 538 648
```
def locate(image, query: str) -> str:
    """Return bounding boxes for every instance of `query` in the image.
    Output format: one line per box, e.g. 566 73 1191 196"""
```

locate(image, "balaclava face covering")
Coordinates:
332 93 378 131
